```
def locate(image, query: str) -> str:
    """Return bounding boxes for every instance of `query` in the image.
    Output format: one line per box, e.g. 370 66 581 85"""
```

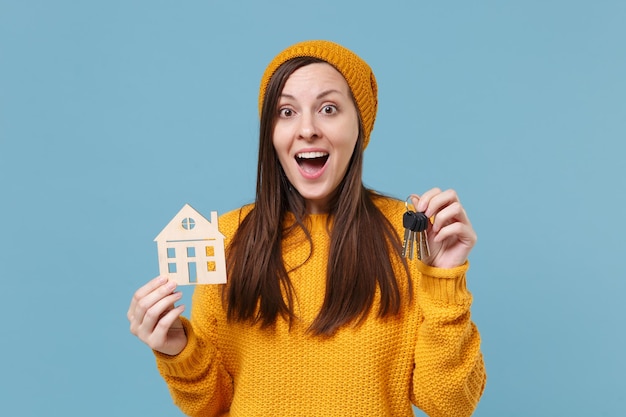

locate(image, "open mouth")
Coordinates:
296 151 329 174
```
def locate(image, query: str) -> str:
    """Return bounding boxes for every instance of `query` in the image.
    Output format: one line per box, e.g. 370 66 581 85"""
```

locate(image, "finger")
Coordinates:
149 305 186 349
135 279 177 320
135 290 183 338
430 201 469 233
129 280 178 336
413 188 442 213
432 221 477 247
128 276 168 320
423 189 459 218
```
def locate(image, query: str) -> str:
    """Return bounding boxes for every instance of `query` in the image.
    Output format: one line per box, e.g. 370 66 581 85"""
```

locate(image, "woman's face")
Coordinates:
272 63 359 214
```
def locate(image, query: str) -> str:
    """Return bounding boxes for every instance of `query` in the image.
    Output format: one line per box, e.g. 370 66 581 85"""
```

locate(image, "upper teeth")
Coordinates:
297 152 328 159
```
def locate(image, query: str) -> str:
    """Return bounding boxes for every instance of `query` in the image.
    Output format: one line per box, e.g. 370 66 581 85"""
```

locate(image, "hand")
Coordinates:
127 276 187 356
411 188 477 269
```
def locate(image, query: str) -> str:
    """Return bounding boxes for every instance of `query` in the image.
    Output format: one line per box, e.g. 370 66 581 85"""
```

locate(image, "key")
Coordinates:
403 195 430 260
412 211 430 260
402 210 418 259
402 209 430 260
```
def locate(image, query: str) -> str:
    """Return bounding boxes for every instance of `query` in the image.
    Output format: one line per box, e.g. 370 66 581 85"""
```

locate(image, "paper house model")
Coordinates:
154 204 227 285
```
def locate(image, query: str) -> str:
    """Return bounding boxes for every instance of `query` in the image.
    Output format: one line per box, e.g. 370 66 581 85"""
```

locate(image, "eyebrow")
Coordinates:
280 89 345 100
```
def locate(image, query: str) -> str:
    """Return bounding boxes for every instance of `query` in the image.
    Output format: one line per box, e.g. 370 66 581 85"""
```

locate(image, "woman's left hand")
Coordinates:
410 188 477 269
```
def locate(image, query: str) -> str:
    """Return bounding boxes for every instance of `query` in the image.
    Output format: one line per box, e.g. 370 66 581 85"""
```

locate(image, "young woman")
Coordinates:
128 40 486 417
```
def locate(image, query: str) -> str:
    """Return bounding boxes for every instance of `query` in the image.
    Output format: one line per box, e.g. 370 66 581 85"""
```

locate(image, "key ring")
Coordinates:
405 194 419 212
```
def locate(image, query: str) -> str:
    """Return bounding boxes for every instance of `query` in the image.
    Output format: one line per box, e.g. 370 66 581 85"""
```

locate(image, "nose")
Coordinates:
297 112 320 141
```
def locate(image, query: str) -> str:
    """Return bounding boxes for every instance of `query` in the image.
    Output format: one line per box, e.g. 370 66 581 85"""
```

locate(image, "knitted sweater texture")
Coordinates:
155 197 486 417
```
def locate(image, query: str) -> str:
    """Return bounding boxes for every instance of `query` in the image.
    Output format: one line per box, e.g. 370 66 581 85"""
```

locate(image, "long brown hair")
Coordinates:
225 57 411 336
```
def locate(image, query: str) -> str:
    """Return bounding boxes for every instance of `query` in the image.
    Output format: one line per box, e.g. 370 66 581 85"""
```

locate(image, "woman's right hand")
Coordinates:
127 276 187 356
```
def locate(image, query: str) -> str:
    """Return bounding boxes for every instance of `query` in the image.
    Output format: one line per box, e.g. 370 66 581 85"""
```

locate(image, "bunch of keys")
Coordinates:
402 197 430 260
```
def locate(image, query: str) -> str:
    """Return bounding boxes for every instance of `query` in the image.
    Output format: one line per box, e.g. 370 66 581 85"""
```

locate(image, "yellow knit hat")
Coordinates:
259 40 378 149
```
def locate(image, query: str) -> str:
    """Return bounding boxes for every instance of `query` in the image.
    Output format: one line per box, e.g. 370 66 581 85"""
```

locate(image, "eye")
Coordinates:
321 105 337 115
278 107 294 118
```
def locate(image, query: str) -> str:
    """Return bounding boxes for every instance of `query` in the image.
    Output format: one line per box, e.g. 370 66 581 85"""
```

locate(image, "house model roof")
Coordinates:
154 203 224 243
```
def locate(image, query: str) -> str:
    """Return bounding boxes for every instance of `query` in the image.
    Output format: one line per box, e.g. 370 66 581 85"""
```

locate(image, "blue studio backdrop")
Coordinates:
1 1 625 416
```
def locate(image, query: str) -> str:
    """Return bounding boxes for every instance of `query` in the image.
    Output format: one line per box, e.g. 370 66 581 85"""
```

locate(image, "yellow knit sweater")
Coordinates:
155 197 486 417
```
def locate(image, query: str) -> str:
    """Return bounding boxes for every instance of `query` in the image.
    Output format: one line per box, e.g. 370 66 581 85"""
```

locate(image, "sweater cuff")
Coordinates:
416 260 472 304
153 317 214 378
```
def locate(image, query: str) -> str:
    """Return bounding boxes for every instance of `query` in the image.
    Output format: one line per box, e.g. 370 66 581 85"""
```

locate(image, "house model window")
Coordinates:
154 204 227 285
182 217 195 230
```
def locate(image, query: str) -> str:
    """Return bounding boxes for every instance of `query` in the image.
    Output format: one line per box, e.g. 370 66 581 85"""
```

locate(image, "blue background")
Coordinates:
1 1 624 416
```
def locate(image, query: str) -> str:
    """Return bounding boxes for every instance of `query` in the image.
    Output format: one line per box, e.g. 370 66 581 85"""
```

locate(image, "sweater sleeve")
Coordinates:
411 261 487 417
153 285 234 416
